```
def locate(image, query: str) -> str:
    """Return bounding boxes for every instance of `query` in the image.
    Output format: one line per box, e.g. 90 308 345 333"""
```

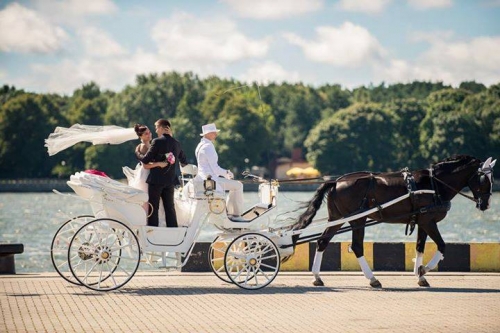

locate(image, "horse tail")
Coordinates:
279 181 336 263
290 181 336 244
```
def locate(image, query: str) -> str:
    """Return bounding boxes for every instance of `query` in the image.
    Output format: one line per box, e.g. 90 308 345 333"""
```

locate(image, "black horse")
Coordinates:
289 155 496 288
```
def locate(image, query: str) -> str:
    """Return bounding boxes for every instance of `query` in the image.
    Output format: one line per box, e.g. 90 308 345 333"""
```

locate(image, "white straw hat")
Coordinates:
200 123 220 136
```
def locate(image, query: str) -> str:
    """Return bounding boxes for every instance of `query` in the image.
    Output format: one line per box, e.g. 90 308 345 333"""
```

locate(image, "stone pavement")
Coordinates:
1 272 500 333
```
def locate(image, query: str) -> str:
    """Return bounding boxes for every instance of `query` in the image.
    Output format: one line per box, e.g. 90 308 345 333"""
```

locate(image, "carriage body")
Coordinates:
53 168 440 292
54 169 285 291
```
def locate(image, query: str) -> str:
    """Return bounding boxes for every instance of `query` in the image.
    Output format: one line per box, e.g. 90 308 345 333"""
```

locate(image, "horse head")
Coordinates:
468 157 496 211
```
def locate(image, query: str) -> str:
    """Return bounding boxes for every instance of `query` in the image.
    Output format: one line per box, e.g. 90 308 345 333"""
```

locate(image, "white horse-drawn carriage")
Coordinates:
50 156 496 292
50 166 292 291
47 126 496 292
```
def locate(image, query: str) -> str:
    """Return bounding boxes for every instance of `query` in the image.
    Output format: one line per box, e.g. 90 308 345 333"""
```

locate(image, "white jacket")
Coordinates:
195 138 227 179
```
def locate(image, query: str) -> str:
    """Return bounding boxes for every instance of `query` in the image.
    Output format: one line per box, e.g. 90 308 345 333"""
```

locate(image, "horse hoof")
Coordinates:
418 279 430 287
370 279 382 288
313 279 324 287
418 265 427 277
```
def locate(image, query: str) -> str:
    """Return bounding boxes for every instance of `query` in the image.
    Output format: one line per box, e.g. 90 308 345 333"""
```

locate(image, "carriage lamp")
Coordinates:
204 175 216 194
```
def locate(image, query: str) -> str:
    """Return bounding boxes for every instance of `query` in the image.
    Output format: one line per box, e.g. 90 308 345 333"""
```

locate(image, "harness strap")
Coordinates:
402 168 418 235
365 174 385 220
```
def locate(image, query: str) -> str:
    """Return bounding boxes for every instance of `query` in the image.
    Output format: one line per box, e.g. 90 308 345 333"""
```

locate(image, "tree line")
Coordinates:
0 72 498 179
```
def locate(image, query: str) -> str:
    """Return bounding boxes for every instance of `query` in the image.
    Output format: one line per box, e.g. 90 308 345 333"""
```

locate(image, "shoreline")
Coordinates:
1 178 499 193
0 178 323 192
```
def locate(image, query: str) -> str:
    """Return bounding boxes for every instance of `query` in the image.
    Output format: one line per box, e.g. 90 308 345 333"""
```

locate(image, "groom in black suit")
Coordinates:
139 119 187 227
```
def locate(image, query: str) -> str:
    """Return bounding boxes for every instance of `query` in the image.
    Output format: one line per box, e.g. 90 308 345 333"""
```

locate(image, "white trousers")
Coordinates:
214 177 244 216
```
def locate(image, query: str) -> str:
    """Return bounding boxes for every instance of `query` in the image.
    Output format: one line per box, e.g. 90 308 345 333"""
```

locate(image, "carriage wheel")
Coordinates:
209 236 233 284
224 233 280 290
68 218 140 291
50 215 94 285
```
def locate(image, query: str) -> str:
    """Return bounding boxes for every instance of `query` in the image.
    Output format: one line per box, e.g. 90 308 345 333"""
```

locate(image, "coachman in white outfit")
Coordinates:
195 123 246 222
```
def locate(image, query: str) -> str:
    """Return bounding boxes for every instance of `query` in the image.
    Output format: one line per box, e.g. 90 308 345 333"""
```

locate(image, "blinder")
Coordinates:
469 168 494 211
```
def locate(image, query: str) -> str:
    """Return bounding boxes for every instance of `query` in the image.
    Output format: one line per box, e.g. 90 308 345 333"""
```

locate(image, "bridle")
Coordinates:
430 167 492 206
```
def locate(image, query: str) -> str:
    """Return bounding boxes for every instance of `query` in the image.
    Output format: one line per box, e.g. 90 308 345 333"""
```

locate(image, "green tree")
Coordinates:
459 81 486 94
388 98 427 168
369 81 450 103
419 88 480 161
66 82 107 125
0 85 24 106
305 103 397 175
0 93 65 178
461 83 500 167
216 94 272 172
84 143 136 178
106 72 188 127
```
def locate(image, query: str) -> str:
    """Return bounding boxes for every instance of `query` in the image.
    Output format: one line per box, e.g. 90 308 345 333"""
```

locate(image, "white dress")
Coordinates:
123 163 166 227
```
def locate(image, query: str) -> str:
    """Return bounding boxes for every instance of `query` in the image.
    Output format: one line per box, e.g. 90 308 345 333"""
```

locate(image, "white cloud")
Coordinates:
79 27 127 57
419 37 500 83
375 36 500 86
19 57 139 94
239 61 301 84
407 0 452 10
0 3 68 53
410 30 454 44
284 22 386 67
221 0 323 19
5 9 275 94
336 0 392 14
32 0 117 25
11 46 232 94
151 12 271 64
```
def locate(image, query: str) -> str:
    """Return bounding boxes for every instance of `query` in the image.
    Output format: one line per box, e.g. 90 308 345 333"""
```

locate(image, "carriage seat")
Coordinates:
69 171 148 205
182 177 225 199
180 164 198 177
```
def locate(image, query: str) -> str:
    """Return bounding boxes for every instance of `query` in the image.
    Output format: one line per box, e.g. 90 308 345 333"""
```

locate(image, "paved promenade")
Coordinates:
1 272 500 332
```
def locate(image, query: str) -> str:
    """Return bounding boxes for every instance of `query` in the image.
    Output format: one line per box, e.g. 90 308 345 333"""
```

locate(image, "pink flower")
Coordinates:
166 152 176 164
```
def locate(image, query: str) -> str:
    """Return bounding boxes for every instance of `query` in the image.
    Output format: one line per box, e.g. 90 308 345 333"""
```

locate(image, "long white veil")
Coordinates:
45 124 136 156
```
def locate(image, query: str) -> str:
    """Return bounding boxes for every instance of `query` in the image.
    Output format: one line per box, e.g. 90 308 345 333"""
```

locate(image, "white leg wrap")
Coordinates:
312 251 324 277
357 256 374 280
414 252 424 277
426 251 444 270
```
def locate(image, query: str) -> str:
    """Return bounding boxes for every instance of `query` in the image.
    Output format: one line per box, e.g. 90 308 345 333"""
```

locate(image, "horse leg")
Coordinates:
417 222 446 284
415 226 430 287
350 220 381 288
311 249 325 286
312 226 341 286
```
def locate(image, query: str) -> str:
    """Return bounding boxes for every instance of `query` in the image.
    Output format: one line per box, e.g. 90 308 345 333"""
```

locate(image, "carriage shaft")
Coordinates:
283 189 435 238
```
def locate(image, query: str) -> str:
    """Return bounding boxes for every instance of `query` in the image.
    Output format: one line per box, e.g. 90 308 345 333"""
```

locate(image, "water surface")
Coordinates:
0 192 498 273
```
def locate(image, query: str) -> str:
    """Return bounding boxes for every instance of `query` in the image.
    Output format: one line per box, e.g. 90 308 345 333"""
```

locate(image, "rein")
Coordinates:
240 175 333 185
430 171 478 204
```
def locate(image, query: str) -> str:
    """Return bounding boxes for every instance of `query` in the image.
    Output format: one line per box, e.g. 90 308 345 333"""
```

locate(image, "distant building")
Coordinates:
274 148 318 179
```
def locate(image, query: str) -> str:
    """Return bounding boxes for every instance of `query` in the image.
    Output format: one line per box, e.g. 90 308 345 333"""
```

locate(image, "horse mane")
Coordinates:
431 155 480 174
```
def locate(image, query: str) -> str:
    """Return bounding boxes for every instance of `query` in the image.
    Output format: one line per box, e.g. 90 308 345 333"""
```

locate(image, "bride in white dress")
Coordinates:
123 124 169 225
44 122 188 228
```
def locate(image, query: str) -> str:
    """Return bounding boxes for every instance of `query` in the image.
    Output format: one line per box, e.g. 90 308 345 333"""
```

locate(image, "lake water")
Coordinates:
0 191 499 273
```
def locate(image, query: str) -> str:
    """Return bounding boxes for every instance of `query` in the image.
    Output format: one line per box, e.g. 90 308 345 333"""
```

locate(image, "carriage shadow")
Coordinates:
116 284 500 296
119 285 341 296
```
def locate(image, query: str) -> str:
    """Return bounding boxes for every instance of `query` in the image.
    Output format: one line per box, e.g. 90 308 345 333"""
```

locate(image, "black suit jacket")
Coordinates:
139 134 186 185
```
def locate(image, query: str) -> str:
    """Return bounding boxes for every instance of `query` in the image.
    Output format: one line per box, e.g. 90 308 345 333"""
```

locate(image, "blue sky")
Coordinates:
1 0 499 94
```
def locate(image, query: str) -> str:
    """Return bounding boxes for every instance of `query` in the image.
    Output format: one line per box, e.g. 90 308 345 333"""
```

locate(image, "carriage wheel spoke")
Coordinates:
224 233 280 290
68 219 140 291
